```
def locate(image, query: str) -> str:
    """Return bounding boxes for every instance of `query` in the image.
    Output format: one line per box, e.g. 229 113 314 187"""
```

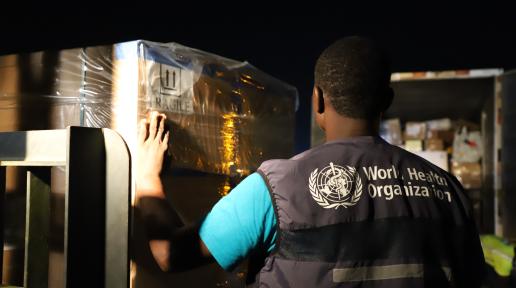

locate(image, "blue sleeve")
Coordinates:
199 173 277 270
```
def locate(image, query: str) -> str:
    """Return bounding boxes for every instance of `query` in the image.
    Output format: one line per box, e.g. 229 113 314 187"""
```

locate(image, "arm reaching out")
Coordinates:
136 111 169 200
135 111 213 272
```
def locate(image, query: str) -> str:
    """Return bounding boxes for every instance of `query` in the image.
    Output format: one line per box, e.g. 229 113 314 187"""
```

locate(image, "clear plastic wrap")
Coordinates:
0 40 299 176
0 41 298 287
452 127 483 163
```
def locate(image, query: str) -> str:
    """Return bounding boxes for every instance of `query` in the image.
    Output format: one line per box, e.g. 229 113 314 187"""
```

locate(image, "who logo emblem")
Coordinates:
308 162 363 209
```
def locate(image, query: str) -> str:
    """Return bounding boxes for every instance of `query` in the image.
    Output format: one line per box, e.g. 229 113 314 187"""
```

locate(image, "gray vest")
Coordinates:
255 136 484 288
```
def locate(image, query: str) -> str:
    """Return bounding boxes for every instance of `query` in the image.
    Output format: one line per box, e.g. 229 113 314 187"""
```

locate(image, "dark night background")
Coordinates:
1 3 515 152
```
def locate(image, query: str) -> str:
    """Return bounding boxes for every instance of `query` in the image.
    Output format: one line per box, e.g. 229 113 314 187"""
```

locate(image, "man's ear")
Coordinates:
313 86 326 132
315 86 325 114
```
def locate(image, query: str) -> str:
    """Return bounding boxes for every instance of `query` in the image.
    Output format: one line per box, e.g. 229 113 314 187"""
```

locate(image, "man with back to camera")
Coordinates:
136 36 485 287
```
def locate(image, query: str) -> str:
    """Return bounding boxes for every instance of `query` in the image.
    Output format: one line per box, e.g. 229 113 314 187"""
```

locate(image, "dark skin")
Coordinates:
137 86 382 272
312 86 381 140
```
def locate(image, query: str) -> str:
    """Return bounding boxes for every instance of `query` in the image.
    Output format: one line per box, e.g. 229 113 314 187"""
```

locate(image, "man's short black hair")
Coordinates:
315 36 393 119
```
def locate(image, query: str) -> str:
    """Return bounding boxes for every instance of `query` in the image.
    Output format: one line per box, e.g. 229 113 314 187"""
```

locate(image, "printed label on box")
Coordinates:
160 63 181 96
147 61 194 114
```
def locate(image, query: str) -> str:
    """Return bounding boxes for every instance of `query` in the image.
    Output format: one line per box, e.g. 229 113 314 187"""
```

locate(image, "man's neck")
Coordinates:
324 116 379 142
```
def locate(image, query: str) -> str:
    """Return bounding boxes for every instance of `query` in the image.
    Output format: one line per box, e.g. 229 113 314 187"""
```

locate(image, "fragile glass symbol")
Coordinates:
160 64 180 92
165 69 176 88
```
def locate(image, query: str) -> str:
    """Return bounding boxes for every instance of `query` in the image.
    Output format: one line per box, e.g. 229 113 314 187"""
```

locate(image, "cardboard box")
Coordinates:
404 139 423 153
452 162 482 189
427 129 455 146
426 118 452 132
414 151 449 171
0 41 298 176
404 122 426 140
2 244 23 286
0 41 298 288
425 138 444 151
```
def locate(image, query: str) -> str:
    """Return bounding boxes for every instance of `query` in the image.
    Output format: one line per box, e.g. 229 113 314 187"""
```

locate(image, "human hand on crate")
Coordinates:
136 111 169 199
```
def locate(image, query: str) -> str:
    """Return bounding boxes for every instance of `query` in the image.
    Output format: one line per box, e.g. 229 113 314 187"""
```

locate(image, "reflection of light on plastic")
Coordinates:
110 42 141 288
221 112 237 175
218 178 231 197
112 49 139 205
240 74 265 90
130 262 137 288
